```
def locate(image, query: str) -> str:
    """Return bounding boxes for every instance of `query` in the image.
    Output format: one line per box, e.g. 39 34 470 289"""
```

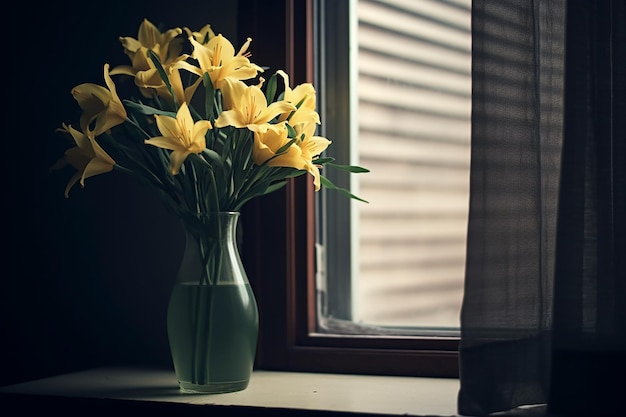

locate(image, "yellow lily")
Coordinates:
144 103 212 174
292 121 332 191
276 70 320 126
184 24 216 45
253 121 331 191
56 124 116 198
214 78 296 133
71 64 127 137
112 19 183 75
133 57 188 105
252 123 307 169
110 19 186 102
178 34 263 90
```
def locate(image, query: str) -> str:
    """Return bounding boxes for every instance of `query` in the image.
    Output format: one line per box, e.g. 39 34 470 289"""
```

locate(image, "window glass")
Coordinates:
316 0 471 334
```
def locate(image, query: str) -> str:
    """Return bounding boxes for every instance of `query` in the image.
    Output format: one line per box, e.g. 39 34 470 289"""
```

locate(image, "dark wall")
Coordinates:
4 0 239 386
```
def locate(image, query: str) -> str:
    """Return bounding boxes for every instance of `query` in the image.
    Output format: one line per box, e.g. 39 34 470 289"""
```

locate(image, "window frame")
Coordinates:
239 0 459 378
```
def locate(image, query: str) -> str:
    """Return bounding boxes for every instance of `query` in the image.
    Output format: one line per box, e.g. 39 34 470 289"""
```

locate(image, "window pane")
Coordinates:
316 0 471 333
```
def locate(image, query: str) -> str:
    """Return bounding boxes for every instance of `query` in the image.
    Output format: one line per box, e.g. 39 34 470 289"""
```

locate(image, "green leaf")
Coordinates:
201 148 223 166
283 169 306 179
148 49 178 107
189 104 206 122
320 175 369 203
263 180 288 195
124 100 176 117
313 156 335 165
327 162 370 173
286 123 297 138
265 72 278 104
203 72 215 120
275 137 298 155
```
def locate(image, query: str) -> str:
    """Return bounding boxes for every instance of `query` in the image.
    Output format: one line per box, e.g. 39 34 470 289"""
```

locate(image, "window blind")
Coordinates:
356 0 471 328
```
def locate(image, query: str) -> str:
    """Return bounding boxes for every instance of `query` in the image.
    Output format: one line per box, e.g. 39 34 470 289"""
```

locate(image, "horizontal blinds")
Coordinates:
356 0 471 327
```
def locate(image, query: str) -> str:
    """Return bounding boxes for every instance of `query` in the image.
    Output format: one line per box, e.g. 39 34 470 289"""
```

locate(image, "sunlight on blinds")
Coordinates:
355 0 471 328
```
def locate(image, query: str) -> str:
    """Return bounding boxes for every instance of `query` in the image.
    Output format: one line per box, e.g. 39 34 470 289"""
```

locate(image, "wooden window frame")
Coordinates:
239 0 459 378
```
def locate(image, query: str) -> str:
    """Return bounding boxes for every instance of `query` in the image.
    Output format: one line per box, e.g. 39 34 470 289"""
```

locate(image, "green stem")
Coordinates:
188 213 228 387
125 117 151 139
192 282 211 385
204 275 216 385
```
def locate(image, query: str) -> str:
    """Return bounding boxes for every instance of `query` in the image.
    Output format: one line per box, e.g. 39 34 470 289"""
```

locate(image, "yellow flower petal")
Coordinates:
168 149 193 175
292 122 331 191
144 103 212 174
184 24 216 44
187 35 263 89
276 70 320 126
214 78 296 132
252 123 306 169
72 64 127 137
57 124 115 197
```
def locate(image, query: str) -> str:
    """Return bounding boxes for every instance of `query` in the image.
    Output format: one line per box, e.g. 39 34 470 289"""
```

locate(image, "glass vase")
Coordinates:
167 211 259 394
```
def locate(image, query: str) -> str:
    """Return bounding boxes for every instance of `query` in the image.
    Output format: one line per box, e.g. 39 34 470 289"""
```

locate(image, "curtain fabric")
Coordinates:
458 1 625 416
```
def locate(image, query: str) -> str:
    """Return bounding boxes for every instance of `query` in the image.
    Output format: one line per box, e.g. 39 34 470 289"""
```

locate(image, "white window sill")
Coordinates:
0 367 459 416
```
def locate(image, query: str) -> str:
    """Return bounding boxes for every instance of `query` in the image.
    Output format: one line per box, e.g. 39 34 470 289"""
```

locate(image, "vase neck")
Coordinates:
177 212 246 286
182 211 239 236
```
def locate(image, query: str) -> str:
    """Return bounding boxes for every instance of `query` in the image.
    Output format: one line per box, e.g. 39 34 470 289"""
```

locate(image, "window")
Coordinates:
317 0 471 335
240 0 463 377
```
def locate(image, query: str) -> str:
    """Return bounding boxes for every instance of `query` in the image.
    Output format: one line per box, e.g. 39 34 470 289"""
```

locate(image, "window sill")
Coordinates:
0 367 459 416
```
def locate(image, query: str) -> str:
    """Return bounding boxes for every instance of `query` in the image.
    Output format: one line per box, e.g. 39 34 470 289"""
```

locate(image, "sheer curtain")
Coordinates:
458 1 625 416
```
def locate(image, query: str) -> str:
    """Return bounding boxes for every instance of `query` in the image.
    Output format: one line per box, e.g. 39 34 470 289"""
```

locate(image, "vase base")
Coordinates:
178 379 250 394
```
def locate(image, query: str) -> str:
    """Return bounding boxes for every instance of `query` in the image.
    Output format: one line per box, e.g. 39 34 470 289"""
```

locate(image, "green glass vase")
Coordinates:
167 211 259 394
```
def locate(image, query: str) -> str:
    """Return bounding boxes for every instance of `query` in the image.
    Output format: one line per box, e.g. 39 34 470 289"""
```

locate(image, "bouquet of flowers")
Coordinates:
50 19 369 391
52 18 367 228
